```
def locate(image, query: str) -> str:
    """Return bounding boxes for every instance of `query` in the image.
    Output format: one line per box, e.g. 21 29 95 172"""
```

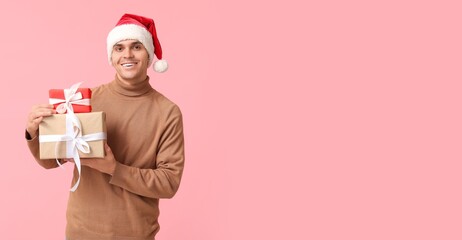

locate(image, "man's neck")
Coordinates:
116 74 148 87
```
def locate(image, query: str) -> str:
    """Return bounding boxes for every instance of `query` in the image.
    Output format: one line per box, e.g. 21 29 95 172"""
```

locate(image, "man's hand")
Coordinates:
67 143 117 176
26 104 56 139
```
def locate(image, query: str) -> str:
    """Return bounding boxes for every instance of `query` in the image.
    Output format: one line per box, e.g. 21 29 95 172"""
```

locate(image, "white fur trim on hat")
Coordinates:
107 24 155 66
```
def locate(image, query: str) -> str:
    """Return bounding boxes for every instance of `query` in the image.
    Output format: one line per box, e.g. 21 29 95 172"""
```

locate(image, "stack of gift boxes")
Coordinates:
38 82 107 191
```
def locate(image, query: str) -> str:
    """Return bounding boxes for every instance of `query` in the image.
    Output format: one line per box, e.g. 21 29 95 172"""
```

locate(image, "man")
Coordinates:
25 13 185 240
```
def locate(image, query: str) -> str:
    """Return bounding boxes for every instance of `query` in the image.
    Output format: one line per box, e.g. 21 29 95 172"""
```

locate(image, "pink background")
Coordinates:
1 0 462 239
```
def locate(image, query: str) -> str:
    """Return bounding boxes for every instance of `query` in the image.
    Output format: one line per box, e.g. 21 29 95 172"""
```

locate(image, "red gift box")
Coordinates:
49 87 92 113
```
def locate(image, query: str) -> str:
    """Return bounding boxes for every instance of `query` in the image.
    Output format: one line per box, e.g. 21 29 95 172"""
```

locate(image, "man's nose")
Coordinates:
123 48 134 58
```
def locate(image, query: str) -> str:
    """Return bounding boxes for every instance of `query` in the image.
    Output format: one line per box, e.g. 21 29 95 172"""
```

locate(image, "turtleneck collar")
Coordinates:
108 75 153 97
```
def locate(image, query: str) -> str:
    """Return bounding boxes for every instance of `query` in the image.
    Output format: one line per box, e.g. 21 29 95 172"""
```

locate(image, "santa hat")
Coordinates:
107 13 168 73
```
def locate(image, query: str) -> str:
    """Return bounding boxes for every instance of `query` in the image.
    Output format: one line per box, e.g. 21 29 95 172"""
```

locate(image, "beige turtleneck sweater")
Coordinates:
26 76 185 240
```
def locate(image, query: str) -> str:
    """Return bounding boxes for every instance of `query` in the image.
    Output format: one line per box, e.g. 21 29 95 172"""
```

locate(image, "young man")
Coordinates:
25 13 185 240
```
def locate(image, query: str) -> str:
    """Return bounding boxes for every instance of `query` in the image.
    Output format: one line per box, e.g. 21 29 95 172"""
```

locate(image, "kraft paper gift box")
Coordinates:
49 87 92 113
38 112 106 160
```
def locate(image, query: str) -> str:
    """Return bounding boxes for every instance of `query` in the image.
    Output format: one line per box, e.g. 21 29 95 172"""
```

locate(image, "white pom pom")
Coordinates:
154 60 168 73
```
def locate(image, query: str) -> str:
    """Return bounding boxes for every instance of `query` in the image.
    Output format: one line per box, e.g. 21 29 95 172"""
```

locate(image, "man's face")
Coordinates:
111 40 150 83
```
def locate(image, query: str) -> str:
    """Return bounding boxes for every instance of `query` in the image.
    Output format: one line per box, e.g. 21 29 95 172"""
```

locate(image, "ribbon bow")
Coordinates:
49 82 90 114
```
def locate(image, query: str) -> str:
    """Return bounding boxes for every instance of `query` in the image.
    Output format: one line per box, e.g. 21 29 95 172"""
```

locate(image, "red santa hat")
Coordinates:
107 13 168 73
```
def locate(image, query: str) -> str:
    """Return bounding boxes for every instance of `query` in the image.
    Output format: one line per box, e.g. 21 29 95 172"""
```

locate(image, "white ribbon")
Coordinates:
49 82 90 114
39 113 106 192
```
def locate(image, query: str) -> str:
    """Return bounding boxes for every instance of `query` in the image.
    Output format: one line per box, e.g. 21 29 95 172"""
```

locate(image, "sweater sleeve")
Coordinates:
109 107 185 199
26 130 64 169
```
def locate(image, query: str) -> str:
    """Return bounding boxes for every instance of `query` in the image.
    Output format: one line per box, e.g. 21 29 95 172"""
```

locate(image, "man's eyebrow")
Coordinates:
113 41 143 47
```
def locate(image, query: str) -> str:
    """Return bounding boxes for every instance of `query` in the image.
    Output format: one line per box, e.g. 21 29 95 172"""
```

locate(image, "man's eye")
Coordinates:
115 47 123 52
134 45 141 50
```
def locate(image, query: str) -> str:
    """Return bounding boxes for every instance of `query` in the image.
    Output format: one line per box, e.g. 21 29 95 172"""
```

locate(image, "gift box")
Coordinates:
49 87 92 113
39 112 106 159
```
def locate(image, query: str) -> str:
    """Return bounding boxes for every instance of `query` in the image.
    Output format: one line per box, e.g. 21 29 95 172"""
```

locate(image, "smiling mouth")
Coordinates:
121 63 137 67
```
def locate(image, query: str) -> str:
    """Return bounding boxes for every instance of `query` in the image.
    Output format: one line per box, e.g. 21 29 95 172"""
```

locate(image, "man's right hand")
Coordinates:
26 104 56 139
